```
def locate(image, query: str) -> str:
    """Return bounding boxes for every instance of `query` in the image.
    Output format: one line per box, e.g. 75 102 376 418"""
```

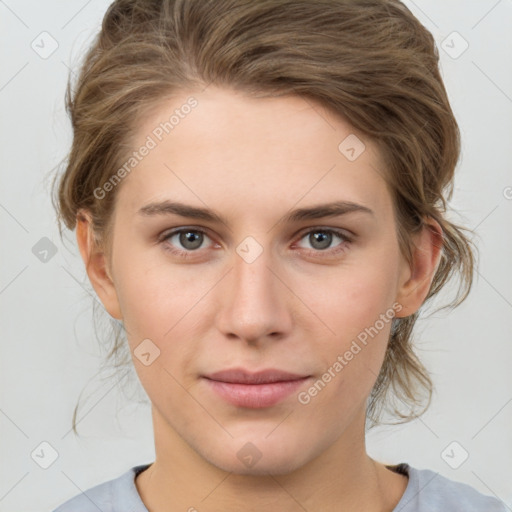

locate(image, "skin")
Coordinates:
77 86 442 511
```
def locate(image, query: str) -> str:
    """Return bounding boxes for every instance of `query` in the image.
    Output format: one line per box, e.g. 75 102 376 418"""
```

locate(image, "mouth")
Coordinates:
202 368 312 408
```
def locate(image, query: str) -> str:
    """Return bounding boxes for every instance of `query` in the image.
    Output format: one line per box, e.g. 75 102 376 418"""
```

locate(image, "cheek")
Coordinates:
298 256 400 400
113 261 204 406
112 254 211 385
113 248 203 335
303 259 399 340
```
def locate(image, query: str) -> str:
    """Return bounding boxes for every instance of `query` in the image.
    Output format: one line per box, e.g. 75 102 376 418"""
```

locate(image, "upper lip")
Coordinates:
203 368 310 384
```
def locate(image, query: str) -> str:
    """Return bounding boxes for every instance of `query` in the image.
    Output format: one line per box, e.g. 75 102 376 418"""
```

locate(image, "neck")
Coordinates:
135 405 407 512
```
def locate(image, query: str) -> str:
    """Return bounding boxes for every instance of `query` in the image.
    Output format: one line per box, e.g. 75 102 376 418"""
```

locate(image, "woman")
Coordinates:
52 0 508 510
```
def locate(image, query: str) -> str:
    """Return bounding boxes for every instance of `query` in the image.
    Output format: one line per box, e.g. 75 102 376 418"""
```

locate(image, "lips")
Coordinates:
202 368 311 408
204 368 309 384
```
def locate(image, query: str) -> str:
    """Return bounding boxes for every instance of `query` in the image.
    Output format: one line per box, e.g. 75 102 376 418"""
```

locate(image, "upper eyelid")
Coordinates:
295 225 352 239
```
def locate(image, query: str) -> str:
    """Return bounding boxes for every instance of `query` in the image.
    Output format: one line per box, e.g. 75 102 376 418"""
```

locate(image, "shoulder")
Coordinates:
392 463 508 512
52 463 151 512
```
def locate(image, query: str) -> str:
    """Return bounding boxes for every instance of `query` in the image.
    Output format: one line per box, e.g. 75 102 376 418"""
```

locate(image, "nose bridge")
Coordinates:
216 234 291 342
234 236 274 298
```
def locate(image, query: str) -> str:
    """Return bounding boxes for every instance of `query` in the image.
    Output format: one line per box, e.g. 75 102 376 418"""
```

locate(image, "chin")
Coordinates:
197 435 313 476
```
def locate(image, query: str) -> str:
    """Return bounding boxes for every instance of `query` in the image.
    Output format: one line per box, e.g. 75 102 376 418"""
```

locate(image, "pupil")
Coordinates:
311 231 331 250
181 231 202 250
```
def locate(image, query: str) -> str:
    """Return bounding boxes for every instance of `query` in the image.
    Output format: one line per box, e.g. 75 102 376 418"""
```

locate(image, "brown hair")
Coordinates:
52 0 474 433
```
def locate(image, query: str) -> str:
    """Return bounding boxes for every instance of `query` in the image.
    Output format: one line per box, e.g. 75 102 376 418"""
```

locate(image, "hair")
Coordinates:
52 0 475 434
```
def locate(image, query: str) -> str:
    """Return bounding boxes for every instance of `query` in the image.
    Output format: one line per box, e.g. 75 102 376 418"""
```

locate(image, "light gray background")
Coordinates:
1 1 511 510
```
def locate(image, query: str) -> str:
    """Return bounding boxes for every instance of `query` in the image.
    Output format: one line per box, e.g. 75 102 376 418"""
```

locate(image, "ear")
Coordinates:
76 210 123 320
395 218 443 318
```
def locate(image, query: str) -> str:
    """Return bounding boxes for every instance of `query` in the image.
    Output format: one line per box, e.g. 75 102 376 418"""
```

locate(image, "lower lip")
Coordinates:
203 377 310 408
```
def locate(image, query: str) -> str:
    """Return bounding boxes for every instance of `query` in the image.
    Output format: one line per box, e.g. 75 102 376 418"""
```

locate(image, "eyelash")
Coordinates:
158 226 353 260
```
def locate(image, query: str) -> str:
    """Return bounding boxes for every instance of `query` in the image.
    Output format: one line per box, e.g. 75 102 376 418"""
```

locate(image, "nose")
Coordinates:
215 242 293 344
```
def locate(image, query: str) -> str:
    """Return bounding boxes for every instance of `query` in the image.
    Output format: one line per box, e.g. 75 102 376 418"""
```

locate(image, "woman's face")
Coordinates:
87 86 420 475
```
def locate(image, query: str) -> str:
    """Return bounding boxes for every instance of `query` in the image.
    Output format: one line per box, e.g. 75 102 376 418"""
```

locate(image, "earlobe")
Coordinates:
75 210 123 320
395 218 443 318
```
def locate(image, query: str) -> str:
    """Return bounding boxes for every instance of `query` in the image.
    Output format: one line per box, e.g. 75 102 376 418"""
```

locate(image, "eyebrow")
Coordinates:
137 199 374 225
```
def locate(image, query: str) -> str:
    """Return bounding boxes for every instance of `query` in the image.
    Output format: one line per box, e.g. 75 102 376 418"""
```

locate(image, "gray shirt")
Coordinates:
53 462 508 511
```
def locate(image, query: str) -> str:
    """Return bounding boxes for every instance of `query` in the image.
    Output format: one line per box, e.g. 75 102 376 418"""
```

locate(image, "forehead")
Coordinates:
114 86 392 222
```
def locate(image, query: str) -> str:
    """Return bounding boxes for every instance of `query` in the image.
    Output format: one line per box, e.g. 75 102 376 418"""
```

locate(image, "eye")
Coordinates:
294 227 352 256
159 227 215 258
158 226 352 260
